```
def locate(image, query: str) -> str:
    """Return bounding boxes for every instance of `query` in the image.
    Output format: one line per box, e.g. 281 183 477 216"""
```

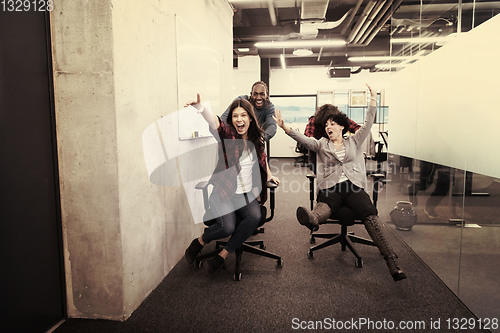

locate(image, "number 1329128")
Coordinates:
1 0 54 12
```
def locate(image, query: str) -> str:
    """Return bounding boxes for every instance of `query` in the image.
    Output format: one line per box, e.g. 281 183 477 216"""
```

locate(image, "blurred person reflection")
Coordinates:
409 161 451 219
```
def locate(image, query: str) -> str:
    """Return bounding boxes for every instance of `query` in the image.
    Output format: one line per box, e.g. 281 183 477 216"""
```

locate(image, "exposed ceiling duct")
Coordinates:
347 0 404 46
230 0 500 69
299 0 349 39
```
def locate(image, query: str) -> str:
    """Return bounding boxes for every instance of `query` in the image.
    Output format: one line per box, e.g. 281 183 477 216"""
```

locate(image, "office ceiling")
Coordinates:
229 0 500 71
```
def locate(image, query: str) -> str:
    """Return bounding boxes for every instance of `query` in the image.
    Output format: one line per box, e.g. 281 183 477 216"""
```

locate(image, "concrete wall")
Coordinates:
51 0 233 320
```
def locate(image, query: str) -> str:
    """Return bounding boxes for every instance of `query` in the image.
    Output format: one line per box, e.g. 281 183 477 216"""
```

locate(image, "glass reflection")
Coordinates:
380 153 500 322
385 0 500 324
385 1 500 72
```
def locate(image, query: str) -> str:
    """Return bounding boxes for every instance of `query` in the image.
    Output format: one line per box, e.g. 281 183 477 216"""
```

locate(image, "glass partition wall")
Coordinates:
376 0 500 327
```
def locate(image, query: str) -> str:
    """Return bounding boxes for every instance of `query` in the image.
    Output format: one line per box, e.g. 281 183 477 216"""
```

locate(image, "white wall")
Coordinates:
232 55 261 99
270 67 392 95
388 14 500 178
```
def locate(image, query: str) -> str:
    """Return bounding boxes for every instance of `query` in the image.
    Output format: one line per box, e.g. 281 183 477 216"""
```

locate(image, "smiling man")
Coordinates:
221 81 277 141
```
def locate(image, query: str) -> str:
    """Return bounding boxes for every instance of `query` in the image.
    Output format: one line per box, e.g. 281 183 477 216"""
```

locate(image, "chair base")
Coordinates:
195 240 283 281
308 223 377 267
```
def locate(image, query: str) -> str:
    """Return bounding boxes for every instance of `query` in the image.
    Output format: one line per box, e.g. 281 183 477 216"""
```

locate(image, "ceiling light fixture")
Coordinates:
348 55 421 62
293 48 313 56
255 39 345 48
391 34 457 44
237 47 250 52
375 63 409 69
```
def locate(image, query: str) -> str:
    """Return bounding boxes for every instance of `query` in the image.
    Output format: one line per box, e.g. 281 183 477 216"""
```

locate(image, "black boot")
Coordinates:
296 202 331 231
364 215 406 281
205 255 225 273
184 238 203 264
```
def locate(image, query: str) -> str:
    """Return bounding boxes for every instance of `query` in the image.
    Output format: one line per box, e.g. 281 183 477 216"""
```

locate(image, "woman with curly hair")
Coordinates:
275 84 405 282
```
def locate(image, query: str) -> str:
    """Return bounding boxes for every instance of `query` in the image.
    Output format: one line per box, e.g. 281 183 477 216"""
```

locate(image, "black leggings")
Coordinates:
317 180 377 219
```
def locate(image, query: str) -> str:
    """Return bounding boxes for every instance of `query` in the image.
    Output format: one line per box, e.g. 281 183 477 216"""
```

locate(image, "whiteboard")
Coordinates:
175 15 220 140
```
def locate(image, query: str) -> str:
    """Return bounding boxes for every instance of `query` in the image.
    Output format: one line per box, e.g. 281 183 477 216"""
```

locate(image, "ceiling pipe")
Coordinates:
347 0 377 44
267 0 277 26
357 0 395 44
361 0 403 46
352 0 387 44
317 47 324 61
351 67 363 74
341 0 364 35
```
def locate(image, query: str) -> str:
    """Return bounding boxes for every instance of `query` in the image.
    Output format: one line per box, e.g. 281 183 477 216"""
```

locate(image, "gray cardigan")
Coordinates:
287 105 376 191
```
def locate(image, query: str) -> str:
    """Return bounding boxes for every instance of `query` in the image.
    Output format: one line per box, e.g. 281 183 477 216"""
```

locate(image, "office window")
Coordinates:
333 90 388 125
271 95 317 123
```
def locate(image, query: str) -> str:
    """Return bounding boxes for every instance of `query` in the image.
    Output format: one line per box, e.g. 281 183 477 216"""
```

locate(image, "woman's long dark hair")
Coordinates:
227 98 265 156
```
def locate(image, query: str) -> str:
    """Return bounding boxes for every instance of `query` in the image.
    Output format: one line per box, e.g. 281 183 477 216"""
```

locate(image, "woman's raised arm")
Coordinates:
185 93 220 130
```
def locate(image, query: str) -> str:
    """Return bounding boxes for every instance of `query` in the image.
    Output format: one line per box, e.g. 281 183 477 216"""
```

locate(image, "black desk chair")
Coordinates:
365 140 387 208
305 171 384 267
294 142 309 167
194 180 283 281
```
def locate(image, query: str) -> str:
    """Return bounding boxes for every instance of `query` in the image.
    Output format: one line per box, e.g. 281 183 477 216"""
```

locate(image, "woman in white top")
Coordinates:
184 96 279 274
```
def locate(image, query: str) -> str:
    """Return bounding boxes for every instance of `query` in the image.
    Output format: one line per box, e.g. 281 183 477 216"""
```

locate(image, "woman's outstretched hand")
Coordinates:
273 109 284 128
184 93 205 113
184 93 219 129
273 109 291 133
268 175 280 186
365 83 376 98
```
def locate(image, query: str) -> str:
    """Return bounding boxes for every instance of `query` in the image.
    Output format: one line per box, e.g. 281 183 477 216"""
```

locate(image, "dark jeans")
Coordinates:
317 180 377 219
201 195 261 253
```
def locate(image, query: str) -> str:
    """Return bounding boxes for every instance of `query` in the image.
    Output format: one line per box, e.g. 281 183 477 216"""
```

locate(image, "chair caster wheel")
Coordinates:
355 259 363 268
260 244 266 250
234 272 242 281
310 237 316 244
277 258 283 267
307 250 314 259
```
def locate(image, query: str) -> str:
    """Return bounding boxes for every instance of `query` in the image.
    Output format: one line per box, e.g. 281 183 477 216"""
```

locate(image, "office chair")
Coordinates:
194 180 283 281
306 172 380 267
294 142 309 167
305 155 386 267
365 139 387 208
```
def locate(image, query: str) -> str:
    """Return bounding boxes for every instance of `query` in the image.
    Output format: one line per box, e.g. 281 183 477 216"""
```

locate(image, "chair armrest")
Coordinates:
306 171 316 180
266 180 278 189
265 180 278 222
195 181 210 211
195 181 209 190
368 173 386 181
306 171 316 211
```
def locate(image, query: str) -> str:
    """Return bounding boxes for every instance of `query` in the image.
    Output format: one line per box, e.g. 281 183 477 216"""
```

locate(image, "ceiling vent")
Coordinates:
300 0 329 38
301 0 330 20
